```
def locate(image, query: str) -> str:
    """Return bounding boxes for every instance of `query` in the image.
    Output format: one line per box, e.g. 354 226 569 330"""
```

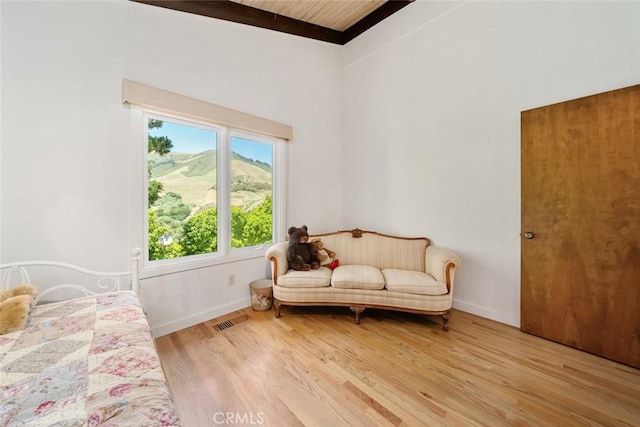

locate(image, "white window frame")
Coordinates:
130 107 288 279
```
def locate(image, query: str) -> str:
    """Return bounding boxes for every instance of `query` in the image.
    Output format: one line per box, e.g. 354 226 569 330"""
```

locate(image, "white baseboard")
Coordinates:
453 298 520 328
151 297 520 336
151 297 251 337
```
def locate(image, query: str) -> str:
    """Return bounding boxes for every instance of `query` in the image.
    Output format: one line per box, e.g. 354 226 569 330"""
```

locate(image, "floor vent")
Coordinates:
215 320 235 331
208 310 251 332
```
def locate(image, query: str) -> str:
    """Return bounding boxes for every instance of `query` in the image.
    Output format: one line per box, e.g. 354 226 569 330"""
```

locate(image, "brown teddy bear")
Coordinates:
0 284 38 335
286 225 321 271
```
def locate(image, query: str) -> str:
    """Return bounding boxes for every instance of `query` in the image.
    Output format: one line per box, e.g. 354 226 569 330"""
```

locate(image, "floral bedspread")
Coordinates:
0 291 181 426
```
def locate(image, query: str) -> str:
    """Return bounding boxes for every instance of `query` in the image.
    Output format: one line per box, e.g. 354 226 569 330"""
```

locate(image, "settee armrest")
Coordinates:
265 241 290 282
425 246 461 293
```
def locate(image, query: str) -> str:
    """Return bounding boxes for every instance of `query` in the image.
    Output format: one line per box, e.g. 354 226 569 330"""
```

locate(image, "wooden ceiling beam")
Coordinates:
341 0 413 44
131 0 343 44
130 0 414 45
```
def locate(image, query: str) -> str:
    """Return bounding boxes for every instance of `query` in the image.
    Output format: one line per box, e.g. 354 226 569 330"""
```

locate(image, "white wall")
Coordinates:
0 0 343 335
3 0 638 335
343 0 640 326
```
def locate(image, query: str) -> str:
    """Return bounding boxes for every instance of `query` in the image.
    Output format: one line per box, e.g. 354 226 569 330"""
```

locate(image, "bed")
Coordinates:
0 249 181 426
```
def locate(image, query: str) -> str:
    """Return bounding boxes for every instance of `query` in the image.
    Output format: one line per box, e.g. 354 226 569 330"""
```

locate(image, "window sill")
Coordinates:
139 246 269 280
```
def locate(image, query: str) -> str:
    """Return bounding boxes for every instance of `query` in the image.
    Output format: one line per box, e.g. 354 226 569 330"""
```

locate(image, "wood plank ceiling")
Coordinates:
131 0 414 44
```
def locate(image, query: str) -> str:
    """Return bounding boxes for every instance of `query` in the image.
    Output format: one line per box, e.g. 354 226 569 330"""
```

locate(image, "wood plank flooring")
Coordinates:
155 307 640 426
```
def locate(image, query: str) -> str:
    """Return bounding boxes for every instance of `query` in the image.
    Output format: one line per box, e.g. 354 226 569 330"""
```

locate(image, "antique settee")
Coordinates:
265 228 461 330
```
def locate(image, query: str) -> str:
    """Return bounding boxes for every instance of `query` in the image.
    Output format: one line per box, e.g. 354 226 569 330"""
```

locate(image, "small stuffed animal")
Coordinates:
310 238 338 269
316 241 339 270
0 284 38 335
286 225 321 271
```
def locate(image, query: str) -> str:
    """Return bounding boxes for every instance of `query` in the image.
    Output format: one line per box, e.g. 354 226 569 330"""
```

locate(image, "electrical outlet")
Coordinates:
228 274 236 286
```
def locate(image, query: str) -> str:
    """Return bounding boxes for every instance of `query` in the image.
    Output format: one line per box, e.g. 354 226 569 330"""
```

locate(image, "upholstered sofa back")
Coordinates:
266 229 436 282
314 230 429 271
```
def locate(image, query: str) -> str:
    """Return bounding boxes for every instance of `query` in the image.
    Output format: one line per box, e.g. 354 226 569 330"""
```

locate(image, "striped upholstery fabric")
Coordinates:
426 245 461 283
277 266 332 288
318 232 428 271
331 265 385 290
265 241 290 280
266 229 461 319
382 269 447 295
273 285 452 312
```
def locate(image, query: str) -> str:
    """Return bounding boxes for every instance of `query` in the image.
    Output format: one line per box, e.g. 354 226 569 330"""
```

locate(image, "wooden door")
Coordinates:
521 85 640 368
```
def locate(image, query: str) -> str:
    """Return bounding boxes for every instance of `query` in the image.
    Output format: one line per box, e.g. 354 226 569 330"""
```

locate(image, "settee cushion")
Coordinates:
331 265 385 290
277 267 332 288
382 269 448 296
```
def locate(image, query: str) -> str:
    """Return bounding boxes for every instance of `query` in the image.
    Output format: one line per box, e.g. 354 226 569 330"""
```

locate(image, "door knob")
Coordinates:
524 232 535 239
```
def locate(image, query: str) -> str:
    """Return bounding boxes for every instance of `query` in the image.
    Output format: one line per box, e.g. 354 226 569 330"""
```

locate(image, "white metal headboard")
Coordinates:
0 248 141 305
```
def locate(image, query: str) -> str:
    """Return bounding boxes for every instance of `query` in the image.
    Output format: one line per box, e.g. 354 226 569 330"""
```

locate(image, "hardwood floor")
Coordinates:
155 307 640 426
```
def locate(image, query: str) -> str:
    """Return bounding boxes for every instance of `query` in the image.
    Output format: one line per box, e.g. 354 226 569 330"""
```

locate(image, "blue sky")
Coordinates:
149 120 273 165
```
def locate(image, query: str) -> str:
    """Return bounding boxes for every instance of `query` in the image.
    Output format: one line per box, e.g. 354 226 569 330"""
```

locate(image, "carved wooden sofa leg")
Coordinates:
441 313 450 331
350 306 365 324
274 300 282 318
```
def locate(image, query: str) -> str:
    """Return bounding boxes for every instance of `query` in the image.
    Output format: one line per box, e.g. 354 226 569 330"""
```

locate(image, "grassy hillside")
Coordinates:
149 150 272 209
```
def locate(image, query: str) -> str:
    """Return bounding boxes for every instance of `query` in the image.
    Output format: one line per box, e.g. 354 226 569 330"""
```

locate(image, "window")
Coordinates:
123 79 290 275
143 112 285 270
